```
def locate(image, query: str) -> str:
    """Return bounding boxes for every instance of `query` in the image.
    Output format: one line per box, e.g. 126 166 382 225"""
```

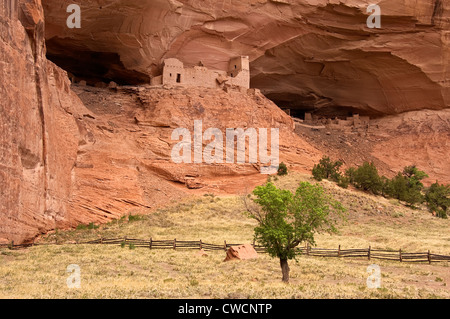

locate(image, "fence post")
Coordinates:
224 240 227 251
173 238 176 250
200 239 202 250
306 243 310 256
149 237 152 250
338 245 341 257
368 246 371 261
399 249 402 262
100 237 103 244
10 240 14 250
428 250 431 264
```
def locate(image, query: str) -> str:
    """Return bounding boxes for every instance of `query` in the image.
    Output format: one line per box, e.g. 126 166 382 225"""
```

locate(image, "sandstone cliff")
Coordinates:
1 0 323 244
1 0 82 243
1 0 449 244
43 0 450 115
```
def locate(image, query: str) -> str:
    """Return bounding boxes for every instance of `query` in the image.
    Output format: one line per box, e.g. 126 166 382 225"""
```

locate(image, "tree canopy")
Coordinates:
245 182 346 282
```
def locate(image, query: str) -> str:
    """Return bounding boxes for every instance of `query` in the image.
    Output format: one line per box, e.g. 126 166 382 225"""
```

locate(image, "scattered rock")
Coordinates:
108 81 118 89
224 244 258 262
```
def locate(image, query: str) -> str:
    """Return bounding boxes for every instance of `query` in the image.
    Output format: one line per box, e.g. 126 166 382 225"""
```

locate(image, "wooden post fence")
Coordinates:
7 237 448 264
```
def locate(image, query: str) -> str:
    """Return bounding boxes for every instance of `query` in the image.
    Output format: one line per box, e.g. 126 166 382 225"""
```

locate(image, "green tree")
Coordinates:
380 176 393 198
245 182 345 283
388 173 408 199
388 166 428 207
402 166 428 189
337 176 350 189
345 167 357 185
312 156 343 182
425 182 450 219
352 162 382 195
277 162 288 176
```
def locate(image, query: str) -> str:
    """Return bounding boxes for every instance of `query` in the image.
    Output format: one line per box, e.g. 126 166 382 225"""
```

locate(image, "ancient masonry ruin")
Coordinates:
151 56 250 90
297 113 370 132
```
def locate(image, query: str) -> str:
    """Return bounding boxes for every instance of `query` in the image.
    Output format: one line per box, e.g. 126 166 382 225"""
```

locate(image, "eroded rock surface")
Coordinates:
43 0 450 115
1 0 323 244
1 0 82 243
1 0 449 244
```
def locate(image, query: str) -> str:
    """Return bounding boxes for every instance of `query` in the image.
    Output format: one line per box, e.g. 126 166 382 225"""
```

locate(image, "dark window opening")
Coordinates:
176 73 181 83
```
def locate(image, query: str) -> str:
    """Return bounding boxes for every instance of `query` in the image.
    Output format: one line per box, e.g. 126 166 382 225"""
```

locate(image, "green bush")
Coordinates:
387 166 428 208
380 176 393 197
88 222 99 230
403 166 428 189
345 167 356 185
352 162 383 195
387 173 407 199
337 176 350 189
277 162 288 176
425 182 450 219
76 224 88 230
312 156 343 182
128 214 143 222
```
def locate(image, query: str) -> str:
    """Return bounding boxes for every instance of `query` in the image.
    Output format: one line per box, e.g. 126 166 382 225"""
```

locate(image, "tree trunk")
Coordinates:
280 258 290 283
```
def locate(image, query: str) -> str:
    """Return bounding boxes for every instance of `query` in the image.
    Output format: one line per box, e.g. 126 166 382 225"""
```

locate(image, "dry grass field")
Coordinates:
1 173 449 299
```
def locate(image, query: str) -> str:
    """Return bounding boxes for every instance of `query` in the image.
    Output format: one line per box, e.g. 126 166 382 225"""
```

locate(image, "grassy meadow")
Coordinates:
1 173 449 299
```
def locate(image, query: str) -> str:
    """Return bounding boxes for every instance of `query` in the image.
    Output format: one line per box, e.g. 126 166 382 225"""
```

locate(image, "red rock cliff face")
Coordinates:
1 0 324 244
0 0 83 243
42 0 450 115
1 0 449 244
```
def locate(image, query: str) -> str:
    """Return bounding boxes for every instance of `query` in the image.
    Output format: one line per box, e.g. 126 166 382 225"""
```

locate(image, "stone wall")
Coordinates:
184 66 225 89
303 112 370 131
157 57 250 89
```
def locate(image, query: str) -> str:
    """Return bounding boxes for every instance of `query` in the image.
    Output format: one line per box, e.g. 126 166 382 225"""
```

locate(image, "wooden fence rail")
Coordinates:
2 239 450 264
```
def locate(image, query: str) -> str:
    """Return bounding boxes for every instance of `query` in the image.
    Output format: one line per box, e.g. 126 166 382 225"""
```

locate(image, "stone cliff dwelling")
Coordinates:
295 112 371 133
151 56 250 90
